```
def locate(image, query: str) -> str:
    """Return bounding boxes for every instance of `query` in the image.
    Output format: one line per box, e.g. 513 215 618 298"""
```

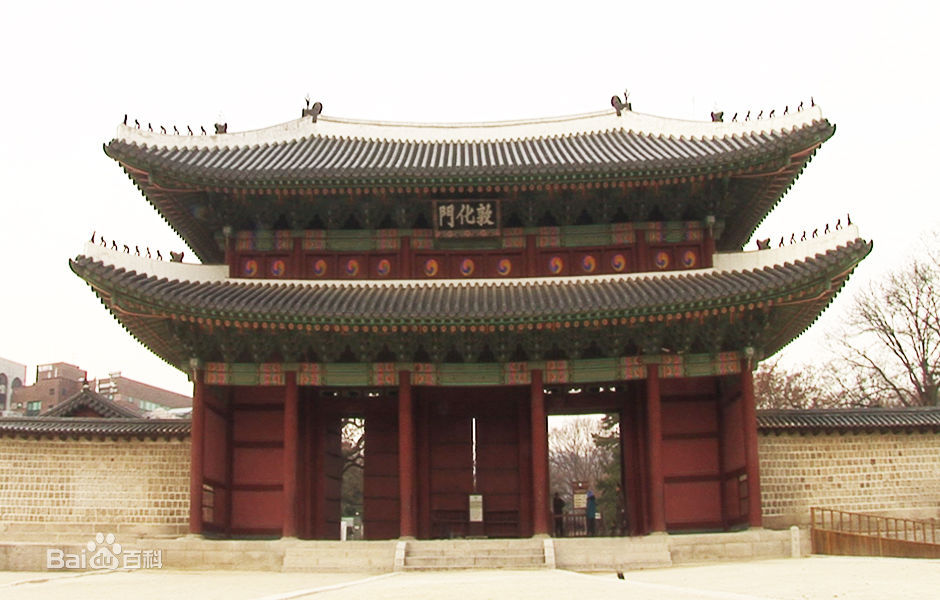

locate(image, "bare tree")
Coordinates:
833 246 939 406
549 416 611 498
754 358 844 409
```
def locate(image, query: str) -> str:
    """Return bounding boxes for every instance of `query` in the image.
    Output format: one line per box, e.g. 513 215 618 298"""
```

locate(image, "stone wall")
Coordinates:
760 431 940 528
0 436 190 537
1 429 937 538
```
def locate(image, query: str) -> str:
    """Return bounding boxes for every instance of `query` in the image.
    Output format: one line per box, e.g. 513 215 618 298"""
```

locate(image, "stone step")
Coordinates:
402 539 547 570
406 546 544 557
404 554 545 570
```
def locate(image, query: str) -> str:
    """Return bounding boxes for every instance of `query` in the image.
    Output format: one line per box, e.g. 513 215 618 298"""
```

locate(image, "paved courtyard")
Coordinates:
1 556 937 600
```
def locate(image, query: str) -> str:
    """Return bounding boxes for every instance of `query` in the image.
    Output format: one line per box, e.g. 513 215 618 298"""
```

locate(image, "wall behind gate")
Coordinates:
1 426 938 538
760 431 940 528
0 435 190 536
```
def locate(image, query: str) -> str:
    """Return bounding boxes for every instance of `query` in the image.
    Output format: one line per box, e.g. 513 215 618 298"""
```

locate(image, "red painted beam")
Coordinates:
646 365 666 532
189 372 206 534
283 371 300 537
740 363 762 528
398 371 417 538
530 370 550 535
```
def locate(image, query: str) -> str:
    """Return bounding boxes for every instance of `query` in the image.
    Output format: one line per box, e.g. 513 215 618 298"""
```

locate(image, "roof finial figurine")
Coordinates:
170 251 184 263
811 96 816 107
744 110 751 121
731 112 738 122
187 125 193 135
200 126 207 135
302 96 323 122
611 90 631 116
846 213 852 226
798 101 804 111
778 236 785 248
146 247 152 259
835 218 842 230
135 245 141 256
173 125 179 135
784 105 789 115
710 111 724 122
824 223 830 234
214 123 228 134
111 240 118 250
123 114 127 126
90 231 96 243
148 123 153 132
789 233 796 244
800 231 806 242
135 119 140 129
757 110 763 120
123 244 130 253
100 236 106 247
768 109 775 118
157 250 163 260
160 125 167 134
812 228 818 238
756 237 770 250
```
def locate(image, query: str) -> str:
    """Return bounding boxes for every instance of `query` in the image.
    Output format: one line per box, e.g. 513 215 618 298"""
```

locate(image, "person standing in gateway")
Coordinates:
553 492 566 537
586 490 597 536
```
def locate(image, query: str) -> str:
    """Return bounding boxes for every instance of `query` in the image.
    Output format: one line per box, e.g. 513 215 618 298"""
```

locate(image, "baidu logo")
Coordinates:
46 532 162 570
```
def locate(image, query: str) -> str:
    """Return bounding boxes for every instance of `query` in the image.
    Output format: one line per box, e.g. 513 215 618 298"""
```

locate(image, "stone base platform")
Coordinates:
0 528 807 572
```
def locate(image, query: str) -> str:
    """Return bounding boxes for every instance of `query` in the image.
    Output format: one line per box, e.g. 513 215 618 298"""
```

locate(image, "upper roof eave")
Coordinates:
113 106 828 148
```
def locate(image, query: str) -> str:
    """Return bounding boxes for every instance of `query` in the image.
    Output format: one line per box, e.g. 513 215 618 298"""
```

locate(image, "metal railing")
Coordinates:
810 507 939 558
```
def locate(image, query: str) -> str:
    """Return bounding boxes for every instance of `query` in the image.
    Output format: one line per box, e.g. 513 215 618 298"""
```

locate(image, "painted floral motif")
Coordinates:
610 253 627 272
459 258 475 276
376 259 391 277
654 251 670 269
581 255 597 273
242 259 258 277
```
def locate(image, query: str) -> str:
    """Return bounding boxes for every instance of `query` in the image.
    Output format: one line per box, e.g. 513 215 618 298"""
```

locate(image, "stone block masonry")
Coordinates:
0 436 190 537
0 426 937 539
760 431 940 528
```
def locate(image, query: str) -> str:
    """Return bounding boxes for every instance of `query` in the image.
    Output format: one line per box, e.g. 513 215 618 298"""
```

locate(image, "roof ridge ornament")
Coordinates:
611 89 631 116
303 96 323 122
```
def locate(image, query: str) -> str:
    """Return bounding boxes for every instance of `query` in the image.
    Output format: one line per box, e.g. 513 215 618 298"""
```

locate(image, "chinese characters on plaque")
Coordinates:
434 200 500 237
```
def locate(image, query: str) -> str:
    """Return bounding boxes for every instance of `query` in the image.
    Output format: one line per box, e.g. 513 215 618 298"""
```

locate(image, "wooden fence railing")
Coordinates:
810 507 940 558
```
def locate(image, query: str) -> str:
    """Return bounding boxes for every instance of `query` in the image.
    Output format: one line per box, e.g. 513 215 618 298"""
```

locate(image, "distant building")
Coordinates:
40 382 145 418
11 362 86 415
9 363 191 416
96 372 191 413
0 357 27 413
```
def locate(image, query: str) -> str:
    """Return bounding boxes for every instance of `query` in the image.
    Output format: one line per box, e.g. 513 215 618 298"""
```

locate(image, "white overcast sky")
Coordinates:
1 1 938 395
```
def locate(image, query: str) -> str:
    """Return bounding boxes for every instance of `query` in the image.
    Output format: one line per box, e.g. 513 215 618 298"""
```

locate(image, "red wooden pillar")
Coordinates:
703 217 716 268
525 234 538 277
646 364 666 532
283 371 300 537
189 371 206 534
740 362 762 527
530 369 550 536
401 235 413 278
398 370 417 538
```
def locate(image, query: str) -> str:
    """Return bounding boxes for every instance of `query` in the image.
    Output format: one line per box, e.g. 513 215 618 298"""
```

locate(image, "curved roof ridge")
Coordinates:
112 106 826 149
